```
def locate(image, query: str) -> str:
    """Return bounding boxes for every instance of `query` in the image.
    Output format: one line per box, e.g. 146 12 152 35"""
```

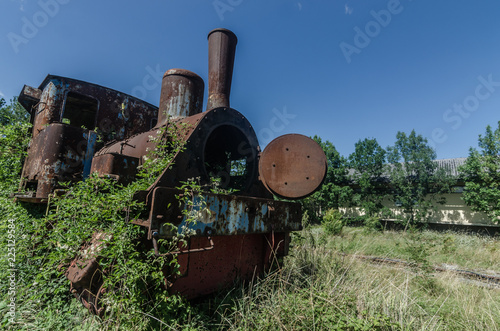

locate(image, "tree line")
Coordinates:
303 122 500 229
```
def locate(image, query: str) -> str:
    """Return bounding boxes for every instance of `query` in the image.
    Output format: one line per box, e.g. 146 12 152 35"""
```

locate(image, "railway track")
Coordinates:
345 253 500 287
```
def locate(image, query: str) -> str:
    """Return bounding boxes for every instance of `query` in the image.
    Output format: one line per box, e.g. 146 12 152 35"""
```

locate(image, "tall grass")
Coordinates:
211 227 500 330
328 227 500 272
3 223 499 330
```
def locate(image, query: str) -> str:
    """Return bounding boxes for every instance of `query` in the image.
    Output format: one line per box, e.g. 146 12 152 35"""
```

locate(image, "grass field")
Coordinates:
202 226 500 330
3 226 500 330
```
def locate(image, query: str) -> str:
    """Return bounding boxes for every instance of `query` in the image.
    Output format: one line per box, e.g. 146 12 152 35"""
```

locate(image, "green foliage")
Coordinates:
321 209 344 235
361 207 393 232
302 136 352 223
0 98 29 126
0 173 201 329
387 130 452 228
0 117 210 329
38 175 176 325
460 121 500 223
0 123 31 193
0 99 30 193
225 286 399 330
301 211 311 229
137 121 190 181
349 138 387 219
363 216 383 232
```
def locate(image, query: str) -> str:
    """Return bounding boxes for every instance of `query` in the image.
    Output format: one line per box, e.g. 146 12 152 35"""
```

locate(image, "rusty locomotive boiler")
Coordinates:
15 28 327 313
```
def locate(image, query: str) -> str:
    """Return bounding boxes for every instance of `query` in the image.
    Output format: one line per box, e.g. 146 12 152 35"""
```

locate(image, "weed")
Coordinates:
322 209 344 235
363 216 383 233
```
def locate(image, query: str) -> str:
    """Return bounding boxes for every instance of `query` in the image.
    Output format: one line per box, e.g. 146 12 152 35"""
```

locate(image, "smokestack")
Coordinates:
206 28 238 110
157 69 204 125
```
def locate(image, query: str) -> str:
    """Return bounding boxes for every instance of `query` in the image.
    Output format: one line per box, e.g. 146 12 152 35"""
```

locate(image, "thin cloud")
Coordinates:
345 4 353 15
297 2 302 11
0 91 4 98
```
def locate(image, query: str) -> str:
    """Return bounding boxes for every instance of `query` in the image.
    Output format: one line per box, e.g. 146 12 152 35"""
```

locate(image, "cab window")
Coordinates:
62 92 98 130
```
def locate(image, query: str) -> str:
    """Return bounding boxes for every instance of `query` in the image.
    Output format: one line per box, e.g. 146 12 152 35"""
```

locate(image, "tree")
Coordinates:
459 121 500 223
0 97 30 125
302 136 352 223
386 130 451 228
348 138 387 218
0 99 31 192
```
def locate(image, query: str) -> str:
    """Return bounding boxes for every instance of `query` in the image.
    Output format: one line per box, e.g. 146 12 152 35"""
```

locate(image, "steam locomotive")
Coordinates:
15 28 327 314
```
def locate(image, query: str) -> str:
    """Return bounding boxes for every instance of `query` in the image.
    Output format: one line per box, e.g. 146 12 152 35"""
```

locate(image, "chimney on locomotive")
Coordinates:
157 69 205 125
156 28 237 125
206 28 238 110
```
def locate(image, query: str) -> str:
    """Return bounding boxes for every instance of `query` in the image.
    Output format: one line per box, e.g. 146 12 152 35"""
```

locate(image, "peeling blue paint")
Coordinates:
83 131 97 178
171 194 301 236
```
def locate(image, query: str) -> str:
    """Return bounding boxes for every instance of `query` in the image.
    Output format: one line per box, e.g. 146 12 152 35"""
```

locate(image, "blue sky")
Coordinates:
1 0 499 160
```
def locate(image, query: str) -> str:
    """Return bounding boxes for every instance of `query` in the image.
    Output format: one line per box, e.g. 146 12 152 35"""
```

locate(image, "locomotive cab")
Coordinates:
16 76 159 202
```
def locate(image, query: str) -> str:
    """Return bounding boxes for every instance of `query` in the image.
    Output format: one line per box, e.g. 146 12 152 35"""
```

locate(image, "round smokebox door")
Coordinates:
259 134 327 199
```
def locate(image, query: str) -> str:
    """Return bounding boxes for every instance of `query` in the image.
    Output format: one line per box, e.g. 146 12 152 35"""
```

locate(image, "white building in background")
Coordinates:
342 158 499 229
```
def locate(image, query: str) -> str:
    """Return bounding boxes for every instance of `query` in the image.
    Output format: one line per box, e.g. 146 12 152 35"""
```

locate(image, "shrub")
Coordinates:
321 209 344 235
363 216 383 232
301 211 311 229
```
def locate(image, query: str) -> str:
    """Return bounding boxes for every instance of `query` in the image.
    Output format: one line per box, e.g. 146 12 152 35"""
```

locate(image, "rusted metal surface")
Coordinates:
17 28 328 308
66 257 104 316
166 232 288 299
145 107 261 197
146 187 301 238
31 81 60 139
18 85 41 117
162 235 214 256
206 28 237 110
158 69 204 123
66 232 110 316
18 124 97 200
17 75 159 199
93 105 264 201
28 75 159 142
90 153 139 184
259 134 328 199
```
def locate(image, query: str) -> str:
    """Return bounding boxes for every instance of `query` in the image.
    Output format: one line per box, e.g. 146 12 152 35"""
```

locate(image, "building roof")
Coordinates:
348 157 468 180
433 157 467 177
